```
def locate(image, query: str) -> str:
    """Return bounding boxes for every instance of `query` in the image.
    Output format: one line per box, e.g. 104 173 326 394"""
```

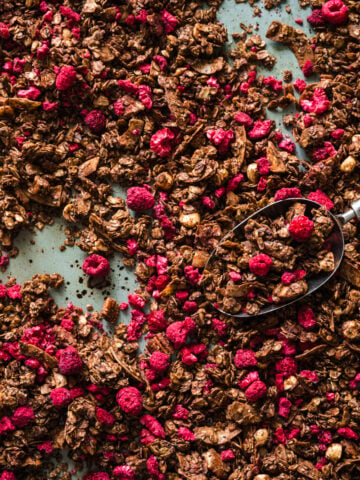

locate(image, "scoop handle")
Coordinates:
337 198 360 225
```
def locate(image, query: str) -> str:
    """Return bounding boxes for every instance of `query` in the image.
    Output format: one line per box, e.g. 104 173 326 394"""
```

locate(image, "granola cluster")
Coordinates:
0 0 360 479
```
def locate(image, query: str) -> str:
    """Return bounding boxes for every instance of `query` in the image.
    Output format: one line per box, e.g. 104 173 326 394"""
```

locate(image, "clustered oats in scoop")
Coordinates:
206 202 335 315
0 0 360 479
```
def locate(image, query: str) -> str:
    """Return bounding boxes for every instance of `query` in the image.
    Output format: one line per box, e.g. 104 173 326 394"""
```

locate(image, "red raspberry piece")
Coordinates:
126 186 155 211
226 174 244 193
95 407 115 427
149 351 170 373
147 455 163 479
184 265 201 285
256 157 270 175
279 397 292 418
233 112 253 127
113 99 125 116
153 55 168 71
301 88 329 114
116 387 143 415
279 139 295 153
206 128 234 155
50 387 72 407
84 110 106 133
113 466 135 479
0 23 10 39
57 346 82 375
150 128 175 157
55 65 77 90
307 9 325 26
331 128 345 139
138 84 152 109
276 357 298 376
274 187 302 201
140 414 165 438
288 215 314 241
298 305 317 330
245 380 267 402
293 79 307 93
161 9 178 33
263 76 283 92
248 120 272 140
166 317 196 349
37 44 50 59
178 427 195 441
11 406 34 428
147 310 167 332
173 404 189 419
82 254 110 277
337 427 359 441
0 416 15 435
322 0 348 25
249 253 272 276
221 450 235 461
300 370 319 383
234 349 258 368
17 86 41 100
302 60 314 77
307 190 334 210
0 472 16 480
85 474 110 480
238 371 260 390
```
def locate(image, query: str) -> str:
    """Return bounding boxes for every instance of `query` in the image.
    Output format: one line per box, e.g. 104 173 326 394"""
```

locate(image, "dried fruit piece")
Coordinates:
83 254 110 277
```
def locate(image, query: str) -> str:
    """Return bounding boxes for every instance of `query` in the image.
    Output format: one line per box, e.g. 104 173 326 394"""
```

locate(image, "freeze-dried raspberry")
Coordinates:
173 404 189 419
301 88 329 114
85 474 110 480
249 253 272 276
6 284 21 299
117 80 138 94
113 99 125 116
226 174 244 194
147 455 163 479
161 10 178 33
238 371 260 390
116 387 143 415
274 187 302 201
229 271 242 282
276 357 298 376
288 216 314 242
150 128 175 157
166 318 196 349
138 84 152 109
263 76 283 92
298 305 317 330
279 139 295 153
211 318 226 336
221 450 235 461
206 76 220 89
135 9 148 23
153 55 167 70
331 128 345 139
245 380 267 402
59 6 80 23
307 10 326 29
206 128 234 155
0 23 10 39
96 407 115 427
322 0 348 25
113 465 135 479
149 351 170 373
302 60 314 77
147 310 167 332
337 427 359 441
140 415 165 438
0 416 15 435
43 101 58 111
11 406 34 428
84 110 106 133
50 388 72 407
279 397 292 418
37 43 49 59
18 86 41 100
256 157 270 175
303 114 313 127
184 265 201 285
293 78 307 93
56 65 77 90
281 269 306 285
0 472 16 480
178 427 195 441
248 120 272 140
128 293 145 310
82 254 110 278
233 112 253 127
307 190 334 210
126 186 155 211
234 349 258 368
300 370 319 383
57 346 82 375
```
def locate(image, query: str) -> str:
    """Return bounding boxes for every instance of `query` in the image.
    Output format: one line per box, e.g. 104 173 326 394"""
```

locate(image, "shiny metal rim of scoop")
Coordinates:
204 197 360 319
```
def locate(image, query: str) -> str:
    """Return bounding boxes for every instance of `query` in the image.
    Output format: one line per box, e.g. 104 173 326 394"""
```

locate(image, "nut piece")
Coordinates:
247 163 259 183
284 375 298 390
155 172 174 191
100 297 120 324
340 156 356 173
342 320 360 340
326 443 343 463
254 428 269 446
179 212 200 227
254 475 271 480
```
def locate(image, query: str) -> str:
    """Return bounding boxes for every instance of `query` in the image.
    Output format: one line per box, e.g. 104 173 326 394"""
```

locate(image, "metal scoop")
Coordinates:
205 197 360 318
